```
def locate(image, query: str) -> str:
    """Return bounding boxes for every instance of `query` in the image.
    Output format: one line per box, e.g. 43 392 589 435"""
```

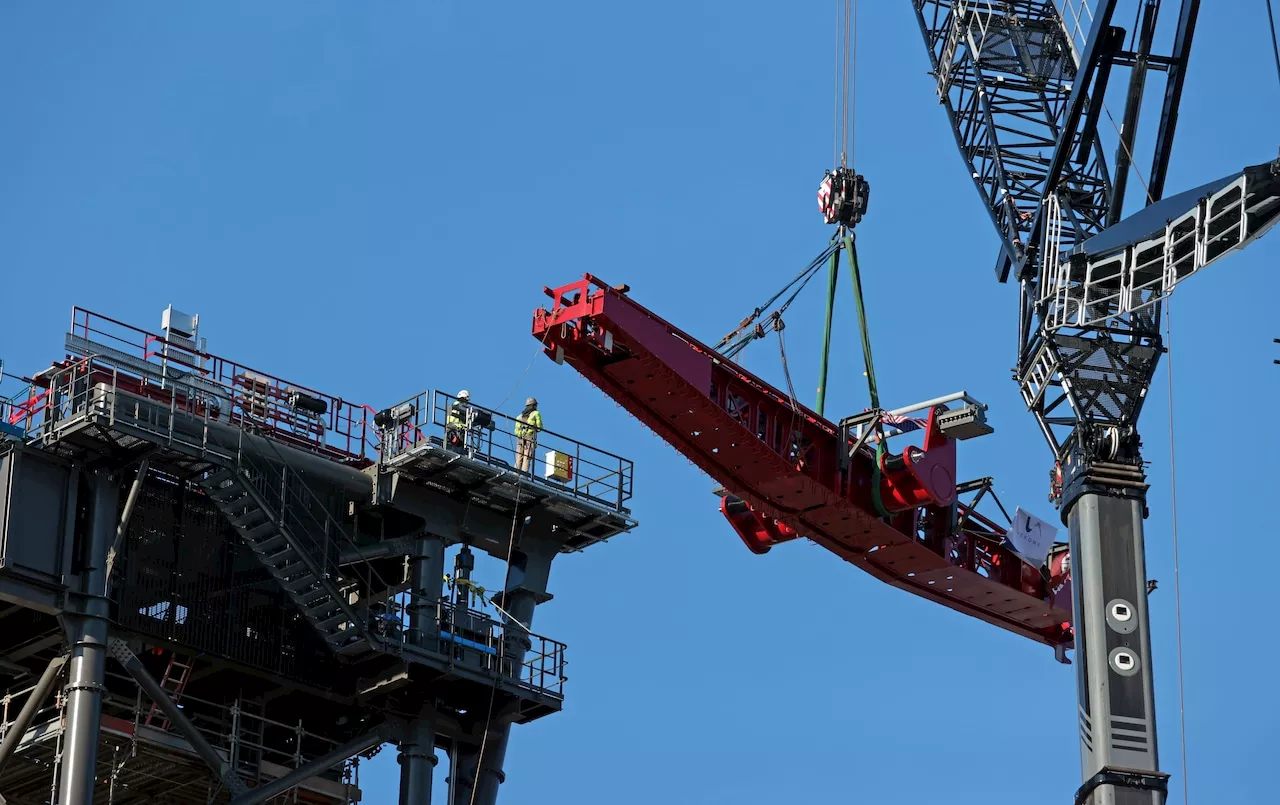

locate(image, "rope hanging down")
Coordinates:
1267 0 1280 92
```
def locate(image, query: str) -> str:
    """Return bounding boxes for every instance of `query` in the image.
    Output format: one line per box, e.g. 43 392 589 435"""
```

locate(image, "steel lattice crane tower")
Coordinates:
913 1 1278 802
530 3 1280 805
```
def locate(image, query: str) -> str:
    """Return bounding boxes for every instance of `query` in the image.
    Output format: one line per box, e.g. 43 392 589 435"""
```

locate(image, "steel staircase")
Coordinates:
199 452 375 653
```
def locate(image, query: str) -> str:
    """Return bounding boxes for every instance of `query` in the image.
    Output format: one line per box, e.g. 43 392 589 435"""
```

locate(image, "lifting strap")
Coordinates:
844 232 879 410
842 230 890 517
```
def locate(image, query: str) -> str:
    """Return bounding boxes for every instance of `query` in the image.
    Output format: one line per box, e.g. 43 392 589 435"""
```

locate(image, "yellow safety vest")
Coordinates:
447 403 468 431
516 409 542 438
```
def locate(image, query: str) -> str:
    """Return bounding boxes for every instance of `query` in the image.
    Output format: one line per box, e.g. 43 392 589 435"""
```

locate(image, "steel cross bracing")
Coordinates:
913 0 1116 287
910 1 1227 467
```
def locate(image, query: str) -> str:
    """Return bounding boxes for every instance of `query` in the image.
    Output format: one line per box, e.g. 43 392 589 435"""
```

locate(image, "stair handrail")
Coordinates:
230 425 397 650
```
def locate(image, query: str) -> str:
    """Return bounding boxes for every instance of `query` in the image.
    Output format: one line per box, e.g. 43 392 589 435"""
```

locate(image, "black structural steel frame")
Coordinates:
912 2 1201 804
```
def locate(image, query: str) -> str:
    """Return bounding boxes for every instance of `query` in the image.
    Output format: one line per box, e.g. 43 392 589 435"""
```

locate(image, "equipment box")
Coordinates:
543 450 574 483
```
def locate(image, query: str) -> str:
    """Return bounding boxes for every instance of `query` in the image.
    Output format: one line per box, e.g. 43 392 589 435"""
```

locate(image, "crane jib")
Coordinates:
532 274 1073 649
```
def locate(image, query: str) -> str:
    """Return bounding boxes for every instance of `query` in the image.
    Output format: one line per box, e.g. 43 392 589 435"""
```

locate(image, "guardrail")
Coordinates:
67 307 380 463
378 389 634 513
368 595 567 699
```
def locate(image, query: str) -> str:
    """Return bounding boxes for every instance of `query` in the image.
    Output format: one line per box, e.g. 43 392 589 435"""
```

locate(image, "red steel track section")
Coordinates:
533 275 1072 649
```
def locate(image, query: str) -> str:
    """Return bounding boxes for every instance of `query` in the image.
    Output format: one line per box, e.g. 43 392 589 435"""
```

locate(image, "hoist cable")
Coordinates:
834 1 844 167
1165 300 1191 805
1266 0 1280 92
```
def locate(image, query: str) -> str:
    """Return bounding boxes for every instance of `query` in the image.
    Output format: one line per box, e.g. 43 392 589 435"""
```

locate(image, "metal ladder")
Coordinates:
199 455 372 654
144 652 194 730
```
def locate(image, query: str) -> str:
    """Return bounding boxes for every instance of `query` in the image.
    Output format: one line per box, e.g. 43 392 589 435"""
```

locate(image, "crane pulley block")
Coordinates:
817 168 870 227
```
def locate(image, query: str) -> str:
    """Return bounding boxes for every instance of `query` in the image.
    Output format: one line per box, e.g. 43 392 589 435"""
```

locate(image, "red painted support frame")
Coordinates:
533 274 1073 649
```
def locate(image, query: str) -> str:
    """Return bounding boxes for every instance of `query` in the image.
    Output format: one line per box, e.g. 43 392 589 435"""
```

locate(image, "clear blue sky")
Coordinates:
1 3 1277 803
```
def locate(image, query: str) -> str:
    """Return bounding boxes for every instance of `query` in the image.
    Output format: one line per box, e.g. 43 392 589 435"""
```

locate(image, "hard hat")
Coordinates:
526 397 537 407
458 390 470 400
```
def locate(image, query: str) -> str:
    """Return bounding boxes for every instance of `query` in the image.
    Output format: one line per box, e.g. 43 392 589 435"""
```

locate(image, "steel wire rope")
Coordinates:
1165 299 1190 805
465 477 529 805
1267 0 1280 92
718 242 841 357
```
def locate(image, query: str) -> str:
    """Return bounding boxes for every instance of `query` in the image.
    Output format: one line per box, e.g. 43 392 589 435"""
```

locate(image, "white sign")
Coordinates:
1008 508 1058 568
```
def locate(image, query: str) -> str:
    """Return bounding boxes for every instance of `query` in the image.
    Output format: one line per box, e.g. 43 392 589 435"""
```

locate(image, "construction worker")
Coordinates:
446 390 472 453
515 396 542 473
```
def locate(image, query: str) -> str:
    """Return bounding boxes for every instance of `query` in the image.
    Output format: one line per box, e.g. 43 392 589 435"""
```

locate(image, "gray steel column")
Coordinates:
466 541 555 805
1068 491 1165 805
408 536 446 649
398 713 437 804
58 470 117 805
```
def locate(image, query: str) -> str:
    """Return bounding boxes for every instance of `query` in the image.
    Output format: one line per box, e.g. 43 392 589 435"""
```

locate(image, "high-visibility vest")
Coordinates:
516 409 542 438
447 403 468 431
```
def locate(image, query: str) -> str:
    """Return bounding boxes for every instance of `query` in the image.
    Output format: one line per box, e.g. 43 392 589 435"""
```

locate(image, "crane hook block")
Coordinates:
719 495 802 555
876 407 957 512
817 167 870 227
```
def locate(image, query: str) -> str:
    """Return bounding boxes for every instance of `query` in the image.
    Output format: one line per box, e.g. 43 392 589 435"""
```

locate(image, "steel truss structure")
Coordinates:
0 305 638 804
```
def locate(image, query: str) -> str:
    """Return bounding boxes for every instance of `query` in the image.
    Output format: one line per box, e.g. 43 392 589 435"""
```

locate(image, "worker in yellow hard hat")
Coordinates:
515 396 542 473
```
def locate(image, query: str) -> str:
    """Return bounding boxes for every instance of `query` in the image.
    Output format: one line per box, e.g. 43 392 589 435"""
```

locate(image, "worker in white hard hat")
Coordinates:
515 396 542 473
446 389 472 453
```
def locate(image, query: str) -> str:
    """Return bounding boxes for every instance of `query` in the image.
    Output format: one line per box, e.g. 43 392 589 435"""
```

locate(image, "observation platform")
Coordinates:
374 389 635 555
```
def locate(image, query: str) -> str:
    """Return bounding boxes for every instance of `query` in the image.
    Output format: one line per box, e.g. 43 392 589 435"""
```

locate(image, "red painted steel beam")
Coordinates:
533 275 1072 649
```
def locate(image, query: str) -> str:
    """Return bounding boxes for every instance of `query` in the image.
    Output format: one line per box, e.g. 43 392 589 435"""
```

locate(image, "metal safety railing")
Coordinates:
365 595 568 699
377 389 634 513
66 307 381 463
1 667 361 793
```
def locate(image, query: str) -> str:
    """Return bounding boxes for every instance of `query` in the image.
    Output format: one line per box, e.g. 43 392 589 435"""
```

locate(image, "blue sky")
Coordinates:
2 3 1278 803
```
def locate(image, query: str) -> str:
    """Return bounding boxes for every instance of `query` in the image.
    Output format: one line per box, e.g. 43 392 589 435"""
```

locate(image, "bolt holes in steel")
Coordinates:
1105 599 1138 635
1109 647 1140 677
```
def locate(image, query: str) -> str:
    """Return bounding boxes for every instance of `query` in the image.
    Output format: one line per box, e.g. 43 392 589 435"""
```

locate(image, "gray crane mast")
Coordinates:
914 1 1280 802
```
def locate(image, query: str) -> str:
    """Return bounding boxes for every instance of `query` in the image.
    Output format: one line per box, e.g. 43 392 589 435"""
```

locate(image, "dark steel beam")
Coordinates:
228 726 388 805
106 637 249 797
1002 0 1121 282
1148 0 1202 201
104 458 149 586
0 654 66 773
1109 1 1161 226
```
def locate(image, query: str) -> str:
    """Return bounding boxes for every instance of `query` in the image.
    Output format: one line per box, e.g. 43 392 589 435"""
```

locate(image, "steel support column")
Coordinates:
454 540 554 805
398 713 437 805
1067 487 1165 805
0 654 67 773
58 470 116 805
408 536 446 649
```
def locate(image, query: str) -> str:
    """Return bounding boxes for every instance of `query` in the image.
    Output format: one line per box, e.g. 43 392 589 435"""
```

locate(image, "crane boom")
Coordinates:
531 275 1073 648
